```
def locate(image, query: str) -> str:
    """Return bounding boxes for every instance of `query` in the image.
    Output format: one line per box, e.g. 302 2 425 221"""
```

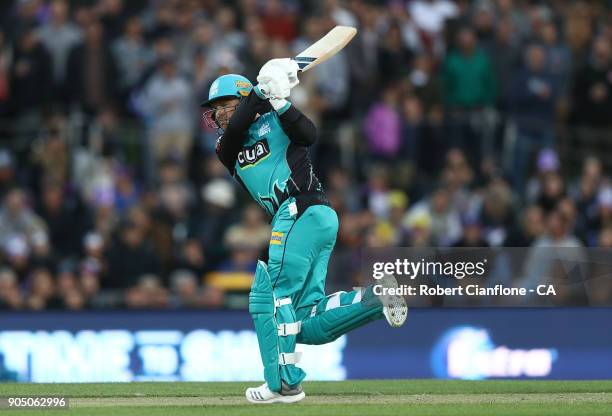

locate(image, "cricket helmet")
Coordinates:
200 74 253 108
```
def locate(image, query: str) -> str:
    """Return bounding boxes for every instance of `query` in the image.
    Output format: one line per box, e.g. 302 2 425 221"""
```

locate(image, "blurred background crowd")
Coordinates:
0 0 610 310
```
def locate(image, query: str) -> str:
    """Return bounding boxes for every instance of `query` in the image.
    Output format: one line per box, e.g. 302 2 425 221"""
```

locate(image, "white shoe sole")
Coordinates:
380 274 408 328
245 390 305 404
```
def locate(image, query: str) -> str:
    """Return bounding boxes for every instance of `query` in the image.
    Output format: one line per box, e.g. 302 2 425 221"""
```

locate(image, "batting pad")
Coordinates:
298 288 383 345
249 261 306 392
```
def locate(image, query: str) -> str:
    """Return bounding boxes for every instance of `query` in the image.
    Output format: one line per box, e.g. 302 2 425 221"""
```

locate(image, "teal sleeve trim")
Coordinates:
254 85 267 100
277 101 292 115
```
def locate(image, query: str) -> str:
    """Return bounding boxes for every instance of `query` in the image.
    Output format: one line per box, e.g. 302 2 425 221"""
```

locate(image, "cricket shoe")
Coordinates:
378 274 408 328
245 381 305 404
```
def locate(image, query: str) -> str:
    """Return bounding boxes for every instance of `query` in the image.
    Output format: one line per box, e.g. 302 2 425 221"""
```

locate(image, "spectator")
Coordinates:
362 166 394 219
25 267 56 310
472 1 496 50
440 148 474 215
585 226 612 304
66 19 119 114
504 205 546 247
112 16 154 108
190 178 237 265
586 186 612 245
29 231 55 270
0 188 46 246
510 44 559 190
517 206 587 302
113 168 140 214
408 0 459 55
443 26 496 109
344 4 381 115
95 0 128 42
79 258 101 307
9 24 52 116
83 231 104 254
406 187 462 247
224 203 271 257
571 36 612 126
377 21 412 81
140 56 194 172
125 274 169 308
374 191 410 246
30 121 71 191
400 94 425 166
364 85 402 161
169 269 200 308
403 208 433 247
36 0 82 102
56 260 78 299
452 215 489 247
260 0 297 42
168 269 224 309
525 148 561 203
36 181 89 258
443 26 496 159
570 156 602 238
487 17 520 111
213 7 246 53
536 171 566 214
105 220 161 288
3 235 31 280
325 167 360 214
174 239 207 278
477 178 514 246
409 55 442 110
0 268 23 309
538 21 572 98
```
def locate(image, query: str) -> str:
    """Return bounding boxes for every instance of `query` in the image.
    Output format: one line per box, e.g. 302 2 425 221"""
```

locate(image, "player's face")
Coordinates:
206 98 240 131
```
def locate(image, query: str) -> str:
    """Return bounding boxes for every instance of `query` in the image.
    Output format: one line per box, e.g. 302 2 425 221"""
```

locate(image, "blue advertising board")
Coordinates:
0 308 610 382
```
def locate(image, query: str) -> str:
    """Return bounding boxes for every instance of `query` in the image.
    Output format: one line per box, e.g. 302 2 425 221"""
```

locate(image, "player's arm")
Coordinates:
216 91 272 171
278 105 317 146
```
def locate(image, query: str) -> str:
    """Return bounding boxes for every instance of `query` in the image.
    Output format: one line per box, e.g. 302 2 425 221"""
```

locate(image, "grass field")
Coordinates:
1 380 611 416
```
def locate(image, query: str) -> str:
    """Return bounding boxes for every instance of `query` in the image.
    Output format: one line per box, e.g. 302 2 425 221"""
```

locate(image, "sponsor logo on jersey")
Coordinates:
237 139 271 169
257 122 271 137
270 231 284 245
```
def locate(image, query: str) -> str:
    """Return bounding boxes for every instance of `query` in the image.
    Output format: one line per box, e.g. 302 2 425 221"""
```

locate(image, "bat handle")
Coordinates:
291 58 304 73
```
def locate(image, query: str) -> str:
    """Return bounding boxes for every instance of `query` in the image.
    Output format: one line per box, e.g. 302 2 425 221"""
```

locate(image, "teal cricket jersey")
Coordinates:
234 111 295 217
215 90 326 218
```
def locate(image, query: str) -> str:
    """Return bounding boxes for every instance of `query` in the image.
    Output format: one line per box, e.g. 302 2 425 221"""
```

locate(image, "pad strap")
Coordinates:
279 352 302 365
278 321 301 336
275 298 292 308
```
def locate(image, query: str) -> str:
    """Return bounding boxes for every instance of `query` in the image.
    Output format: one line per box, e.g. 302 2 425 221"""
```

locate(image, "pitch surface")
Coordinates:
2 380 611 415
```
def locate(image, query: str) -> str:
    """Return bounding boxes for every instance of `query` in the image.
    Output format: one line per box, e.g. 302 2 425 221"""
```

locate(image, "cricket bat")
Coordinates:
294 25 357 72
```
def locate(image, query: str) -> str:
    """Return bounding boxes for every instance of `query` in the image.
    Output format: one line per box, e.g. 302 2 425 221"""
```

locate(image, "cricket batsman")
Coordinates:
200 59 407 404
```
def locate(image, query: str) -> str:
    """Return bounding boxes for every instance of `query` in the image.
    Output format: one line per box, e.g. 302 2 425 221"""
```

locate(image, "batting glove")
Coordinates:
257 59 300 100
263 58 300 90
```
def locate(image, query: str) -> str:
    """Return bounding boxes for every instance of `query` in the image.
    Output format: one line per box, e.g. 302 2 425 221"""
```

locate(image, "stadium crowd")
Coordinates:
0 0 610 309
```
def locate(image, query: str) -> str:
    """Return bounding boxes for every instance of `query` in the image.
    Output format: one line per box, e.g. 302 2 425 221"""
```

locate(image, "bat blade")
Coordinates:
294 26 357 72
